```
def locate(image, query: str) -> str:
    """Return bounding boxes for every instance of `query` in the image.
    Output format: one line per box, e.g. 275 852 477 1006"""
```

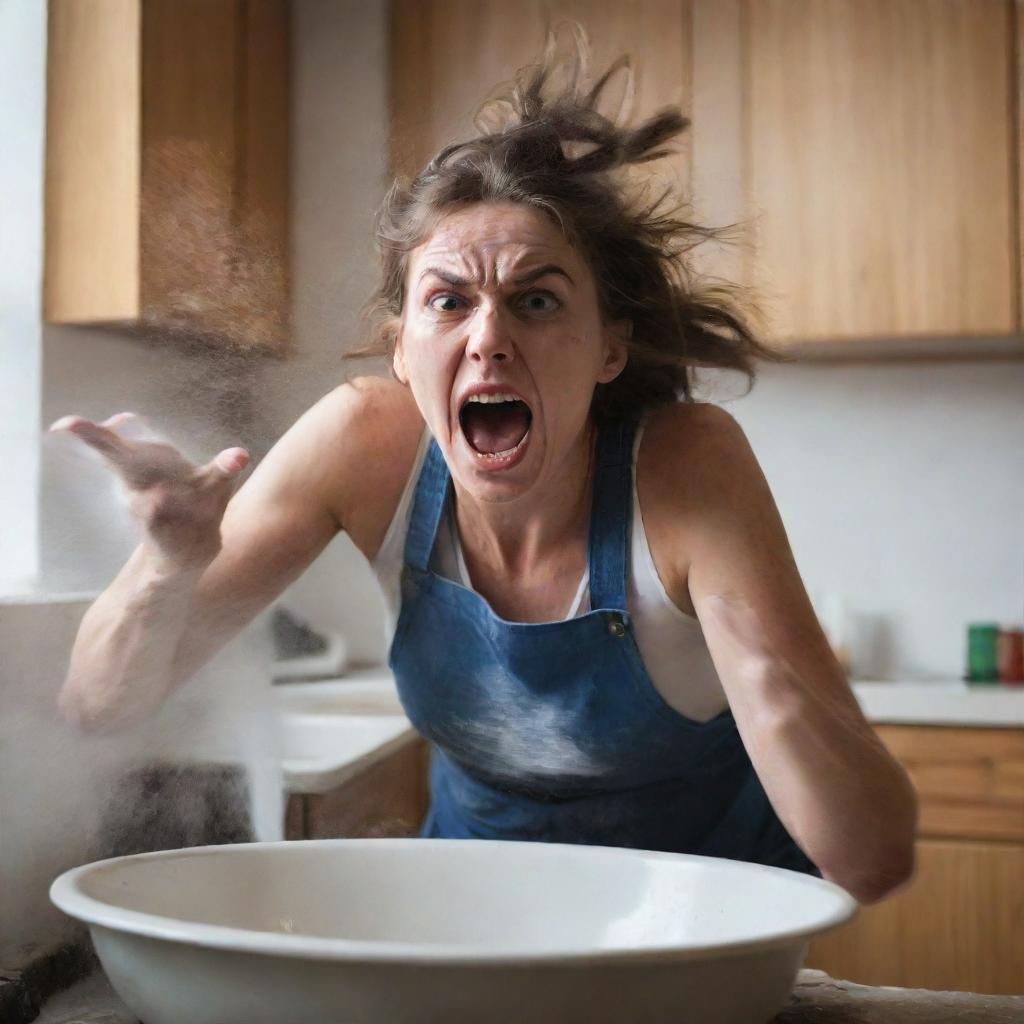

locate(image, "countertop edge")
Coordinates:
281 724 419 795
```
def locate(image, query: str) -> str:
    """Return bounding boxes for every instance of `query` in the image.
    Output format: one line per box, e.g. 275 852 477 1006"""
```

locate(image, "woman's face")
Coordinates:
395 202 627 504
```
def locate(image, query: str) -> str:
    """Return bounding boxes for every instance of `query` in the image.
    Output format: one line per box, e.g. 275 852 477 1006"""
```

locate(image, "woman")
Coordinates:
53 44 916 904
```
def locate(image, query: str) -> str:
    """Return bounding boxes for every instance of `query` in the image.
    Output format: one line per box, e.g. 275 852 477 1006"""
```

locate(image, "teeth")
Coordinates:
466 392 521 404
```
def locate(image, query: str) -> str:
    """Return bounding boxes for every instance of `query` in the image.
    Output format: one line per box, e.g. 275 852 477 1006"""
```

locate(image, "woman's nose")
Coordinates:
466 306 514 364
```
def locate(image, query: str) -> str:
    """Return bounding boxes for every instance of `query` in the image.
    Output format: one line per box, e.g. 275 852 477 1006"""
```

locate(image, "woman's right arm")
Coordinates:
55 379 415 733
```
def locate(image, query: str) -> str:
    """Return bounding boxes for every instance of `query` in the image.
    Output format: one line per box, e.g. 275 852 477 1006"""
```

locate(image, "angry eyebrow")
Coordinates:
512 264 574 287
417 264 575 288
418 267 471 287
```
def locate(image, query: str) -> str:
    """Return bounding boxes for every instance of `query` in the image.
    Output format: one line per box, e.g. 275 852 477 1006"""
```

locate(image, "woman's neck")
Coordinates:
451 421 597 578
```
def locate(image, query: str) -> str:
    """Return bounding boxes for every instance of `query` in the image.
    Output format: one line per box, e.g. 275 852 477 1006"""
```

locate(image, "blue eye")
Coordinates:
428 293 464 313
518 291 560 314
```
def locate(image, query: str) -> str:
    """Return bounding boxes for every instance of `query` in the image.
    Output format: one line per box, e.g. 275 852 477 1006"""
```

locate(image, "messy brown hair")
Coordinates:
350 28 778 421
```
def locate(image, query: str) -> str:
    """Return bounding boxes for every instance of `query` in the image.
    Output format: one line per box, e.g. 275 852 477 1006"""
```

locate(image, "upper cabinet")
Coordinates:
739 0 1017 348
44 0 290 353
390 0 1022 356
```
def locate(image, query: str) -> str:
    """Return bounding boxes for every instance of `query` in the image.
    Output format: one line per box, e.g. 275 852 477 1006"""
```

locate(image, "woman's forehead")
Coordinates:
411 202 580 278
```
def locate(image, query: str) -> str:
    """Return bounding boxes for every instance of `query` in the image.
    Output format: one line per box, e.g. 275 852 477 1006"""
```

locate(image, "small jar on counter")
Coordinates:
997 626 1024 686
967 623 1000 684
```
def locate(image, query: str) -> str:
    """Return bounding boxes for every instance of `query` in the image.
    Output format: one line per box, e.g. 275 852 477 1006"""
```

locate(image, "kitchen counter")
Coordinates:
850 680 1024 727
38 969 1024 1022
274 669 418 795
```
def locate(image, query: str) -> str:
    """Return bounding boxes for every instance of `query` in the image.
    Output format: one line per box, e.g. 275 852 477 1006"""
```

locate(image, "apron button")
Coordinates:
608 618 626 638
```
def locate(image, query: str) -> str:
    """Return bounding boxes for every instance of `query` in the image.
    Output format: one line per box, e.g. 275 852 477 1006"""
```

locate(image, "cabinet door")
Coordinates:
285 740 430 840
391 1 692 186
744 0 1016 344
140 0 290 351
45 0 290 351
806 838 1024 995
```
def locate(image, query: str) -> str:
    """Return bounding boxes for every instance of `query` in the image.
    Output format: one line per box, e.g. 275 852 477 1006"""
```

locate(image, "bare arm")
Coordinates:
651 404 917 904
56 380 414 732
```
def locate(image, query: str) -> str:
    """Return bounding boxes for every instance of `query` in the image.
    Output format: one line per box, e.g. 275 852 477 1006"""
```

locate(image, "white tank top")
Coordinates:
370 421 728 723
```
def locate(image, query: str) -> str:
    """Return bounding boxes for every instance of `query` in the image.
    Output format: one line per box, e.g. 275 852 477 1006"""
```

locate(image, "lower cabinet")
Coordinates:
285 738 430 840
806 724 1024 995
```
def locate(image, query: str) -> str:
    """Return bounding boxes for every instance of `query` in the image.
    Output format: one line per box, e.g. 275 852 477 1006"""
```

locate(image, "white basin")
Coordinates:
51 838 856 1024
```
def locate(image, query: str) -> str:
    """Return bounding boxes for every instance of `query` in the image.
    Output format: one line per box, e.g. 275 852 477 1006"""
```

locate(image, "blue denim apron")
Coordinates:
389 418 818 873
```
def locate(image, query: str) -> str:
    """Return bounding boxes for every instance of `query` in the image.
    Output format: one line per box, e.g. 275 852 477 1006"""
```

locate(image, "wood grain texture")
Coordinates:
746 0 1016 344
236 0 291 352
807 726 1024 992
44 0 141 323
1018 0 1024 331
298 739 429 840
389 0 692 193
140 0 239 320
45 0 289 350
876 725 1024 842
807 838 1024 995
688 0 748 288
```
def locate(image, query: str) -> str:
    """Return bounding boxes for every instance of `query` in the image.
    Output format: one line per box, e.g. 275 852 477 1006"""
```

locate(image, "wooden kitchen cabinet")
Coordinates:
285 738 430 840
742 0 1017 348
45 0 289 352
391 0 1022 354
806 724 1024 995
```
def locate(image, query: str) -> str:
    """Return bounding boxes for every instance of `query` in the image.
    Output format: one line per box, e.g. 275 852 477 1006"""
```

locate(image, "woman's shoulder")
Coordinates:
313 376 426 559
640 400 752 490
636 401 769 594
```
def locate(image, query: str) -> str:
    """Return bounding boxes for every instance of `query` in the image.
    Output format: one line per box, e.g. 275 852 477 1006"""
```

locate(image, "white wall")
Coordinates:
700 360 1024 680
0 0 44 588
263 0 392 665
39 325 263 590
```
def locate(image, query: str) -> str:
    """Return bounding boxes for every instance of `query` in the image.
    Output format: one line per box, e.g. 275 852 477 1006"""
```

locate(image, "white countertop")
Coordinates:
850 680 1024 728
274 669 417 794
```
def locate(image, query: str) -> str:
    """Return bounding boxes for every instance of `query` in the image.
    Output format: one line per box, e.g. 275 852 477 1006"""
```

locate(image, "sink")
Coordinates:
277 685 405 718
273 669 404 716
273 670 416 793
280 714 411 765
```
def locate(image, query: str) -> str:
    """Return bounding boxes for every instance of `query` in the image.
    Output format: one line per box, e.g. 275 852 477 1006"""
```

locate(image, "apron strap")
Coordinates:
588 417 637 611
403 437 451 572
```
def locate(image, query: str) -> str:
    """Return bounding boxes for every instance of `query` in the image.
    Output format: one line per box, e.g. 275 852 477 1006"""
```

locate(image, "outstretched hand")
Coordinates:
49 413 250 573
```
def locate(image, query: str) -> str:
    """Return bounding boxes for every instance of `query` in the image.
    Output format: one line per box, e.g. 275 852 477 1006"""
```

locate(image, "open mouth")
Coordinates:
458 392 533 461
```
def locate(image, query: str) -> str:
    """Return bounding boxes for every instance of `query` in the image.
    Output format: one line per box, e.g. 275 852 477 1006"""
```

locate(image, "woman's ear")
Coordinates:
597 320 631 384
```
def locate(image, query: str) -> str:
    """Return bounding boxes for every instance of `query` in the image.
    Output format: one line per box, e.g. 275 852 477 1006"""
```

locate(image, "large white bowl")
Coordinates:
51 839 856 1024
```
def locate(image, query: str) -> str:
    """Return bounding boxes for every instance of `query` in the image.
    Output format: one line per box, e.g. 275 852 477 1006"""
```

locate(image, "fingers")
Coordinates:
50 413 250 487
49 414 133 466
100 412 136 429
200 447 251 481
